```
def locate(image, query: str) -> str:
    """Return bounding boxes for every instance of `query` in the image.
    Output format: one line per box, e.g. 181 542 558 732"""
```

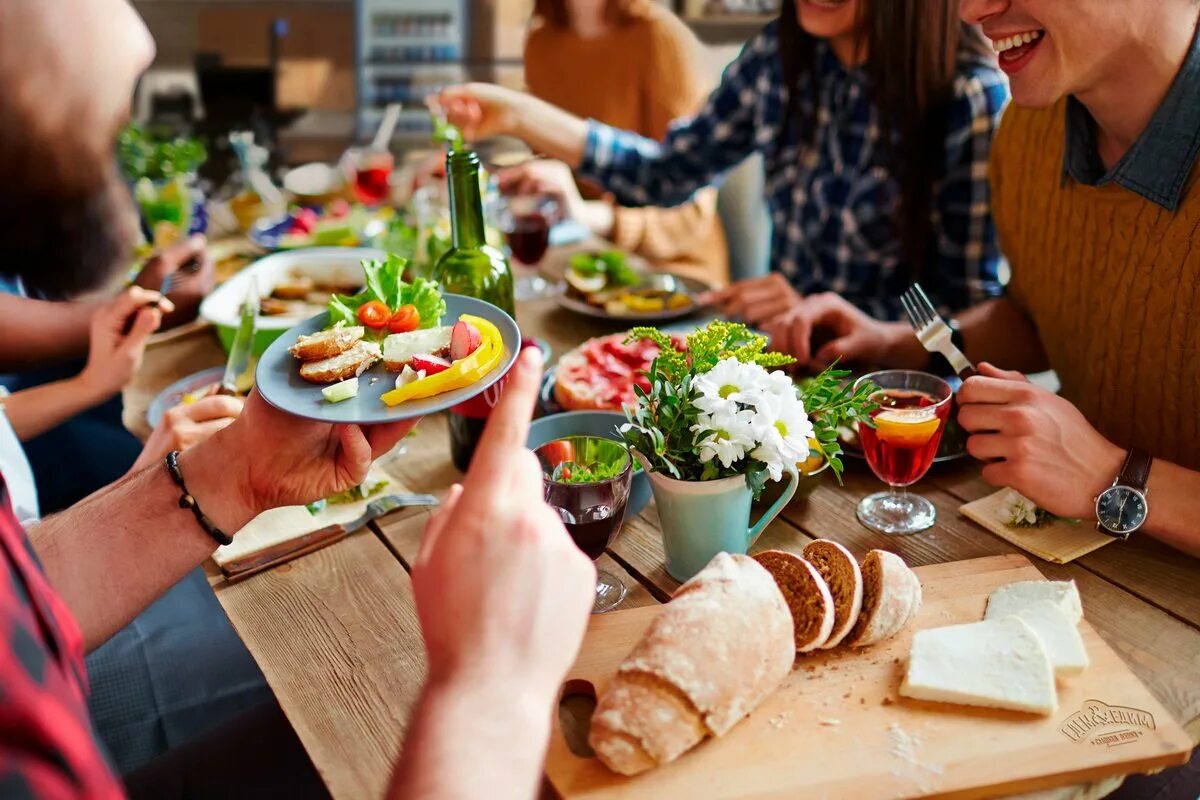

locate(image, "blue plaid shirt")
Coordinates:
579 23 1010 320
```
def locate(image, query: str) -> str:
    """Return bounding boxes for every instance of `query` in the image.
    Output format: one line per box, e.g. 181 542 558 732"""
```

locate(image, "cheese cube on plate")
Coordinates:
1010 600 1089 678
900 617 1057 715
986 580 1083 624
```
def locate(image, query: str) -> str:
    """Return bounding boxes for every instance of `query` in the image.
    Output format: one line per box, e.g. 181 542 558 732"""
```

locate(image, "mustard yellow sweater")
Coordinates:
992 100 1200 470
524 3 729 285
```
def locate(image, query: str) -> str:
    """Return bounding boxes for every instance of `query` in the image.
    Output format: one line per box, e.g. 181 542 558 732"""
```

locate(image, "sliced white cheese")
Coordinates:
1010 600 1089 678
383 327 452 367
900 616 1057 715
985 580 1083 625
394 365 426 389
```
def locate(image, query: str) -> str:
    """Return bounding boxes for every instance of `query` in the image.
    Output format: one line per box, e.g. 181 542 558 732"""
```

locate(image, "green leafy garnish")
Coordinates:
328 253 446 337
569 250 639 288
118 124 207 182
433 117 465 152
551 460 627 484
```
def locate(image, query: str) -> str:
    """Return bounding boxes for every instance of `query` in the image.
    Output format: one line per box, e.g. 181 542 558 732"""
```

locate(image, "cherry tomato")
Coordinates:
388 304 421 334
357 300 391 329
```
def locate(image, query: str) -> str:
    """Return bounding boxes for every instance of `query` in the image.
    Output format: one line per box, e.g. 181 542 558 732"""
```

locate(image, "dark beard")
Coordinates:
0 166 135 298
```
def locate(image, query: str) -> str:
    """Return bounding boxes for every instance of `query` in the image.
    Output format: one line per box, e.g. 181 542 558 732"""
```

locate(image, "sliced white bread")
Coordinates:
289 325 364 361
844 550 921 648
298 341 381 384
589 553 794 775
753 550 836 653
1008 599 1090 678
986 579 1083 624
900 616 1058 715
382 326 452 371
802 539 864 649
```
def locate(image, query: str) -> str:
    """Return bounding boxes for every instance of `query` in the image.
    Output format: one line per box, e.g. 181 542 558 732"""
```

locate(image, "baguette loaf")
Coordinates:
752 550 835 653
588 553 794 775
844 549 922 648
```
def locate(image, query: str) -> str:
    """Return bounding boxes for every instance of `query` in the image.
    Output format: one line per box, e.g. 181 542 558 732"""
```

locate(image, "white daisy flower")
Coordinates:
691 406 757 469
692 358 772 414
746 387 814 481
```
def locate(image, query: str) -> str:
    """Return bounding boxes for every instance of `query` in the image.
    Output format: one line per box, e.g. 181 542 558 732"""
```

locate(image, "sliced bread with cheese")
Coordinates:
298 340 381 384
588 553 794 775
382 326 452 371
753 550 835 653
900 616 1058 715
986 579 1083 624
1008 600 1089 678
844 550 922 648
802 539 864 649
289 325 364 362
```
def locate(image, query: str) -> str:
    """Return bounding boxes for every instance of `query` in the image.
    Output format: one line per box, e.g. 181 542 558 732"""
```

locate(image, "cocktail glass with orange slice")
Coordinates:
854 370 952 535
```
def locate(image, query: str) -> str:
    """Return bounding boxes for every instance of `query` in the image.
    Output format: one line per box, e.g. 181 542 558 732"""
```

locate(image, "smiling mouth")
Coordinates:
992 29 1044 62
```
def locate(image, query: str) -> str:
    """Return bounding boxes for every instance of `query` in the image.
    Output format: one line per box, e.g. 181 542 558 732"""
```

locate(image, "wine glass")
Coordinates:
497 193 560 301
343 146 395 206
535 436 632 613
854 370 953 535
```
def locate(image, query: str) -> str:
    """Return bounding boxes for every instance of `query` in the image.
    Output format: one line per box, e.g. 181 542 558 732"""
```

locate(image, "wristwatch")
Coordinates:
1094 448 1152 540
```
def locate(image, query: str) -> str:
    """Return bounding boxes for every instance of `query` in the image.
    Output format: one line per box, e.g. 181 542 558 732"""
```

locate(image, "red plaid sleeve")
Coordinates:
0 475 124 799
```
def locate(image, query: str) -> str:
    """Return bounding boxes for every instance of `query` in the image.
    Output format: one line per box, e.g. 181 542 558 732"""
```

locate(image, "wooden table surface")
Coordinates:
125 290 1200 800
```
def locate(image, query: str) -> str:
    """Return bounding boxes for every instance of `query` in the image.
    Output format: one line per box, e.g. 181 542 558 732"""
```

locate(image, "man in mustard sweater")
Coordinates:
768 0 1200 560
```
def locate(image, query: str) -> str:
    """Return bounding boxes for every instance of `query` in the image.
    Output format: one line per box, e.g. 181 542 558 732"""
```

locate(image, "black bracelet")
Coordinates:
165 451 233 547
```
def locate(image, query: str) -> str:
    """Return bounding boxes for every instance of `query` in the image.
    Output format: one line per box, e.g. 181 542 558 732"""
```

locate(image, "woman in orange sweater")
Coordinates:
513 0 729 285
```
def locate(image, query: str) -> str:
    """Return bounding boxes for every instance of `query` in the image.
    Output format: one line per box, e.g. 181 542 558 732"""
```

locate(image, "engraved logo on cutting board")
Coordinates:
1059 700 1156 747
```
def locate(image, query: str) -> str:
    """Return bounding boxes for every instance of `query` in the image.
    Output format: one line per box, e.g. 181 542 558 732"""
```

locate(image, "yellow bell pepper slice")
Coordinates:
380 314 506 406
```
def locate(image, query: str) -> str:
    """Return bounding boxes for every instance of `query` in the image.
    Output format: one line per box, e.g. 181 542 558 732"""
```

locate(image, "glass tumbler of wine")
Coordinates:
854 370 953 535
535 436 632 613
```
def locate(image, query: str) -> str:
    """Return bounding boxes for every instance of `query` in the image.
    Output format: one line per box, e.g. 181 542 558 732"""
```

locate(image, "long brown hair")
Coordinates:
778 0 993 274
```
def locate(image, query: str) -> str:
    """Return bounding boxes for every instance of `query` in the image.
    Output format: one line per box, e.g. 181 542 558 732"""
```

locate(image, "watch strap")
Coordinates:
1117 448 1153 491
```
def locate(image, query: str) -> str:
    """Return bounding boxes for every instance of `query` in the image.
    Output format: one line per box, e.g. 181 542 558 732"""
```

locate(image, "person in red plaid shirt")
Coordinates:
0 2 595 797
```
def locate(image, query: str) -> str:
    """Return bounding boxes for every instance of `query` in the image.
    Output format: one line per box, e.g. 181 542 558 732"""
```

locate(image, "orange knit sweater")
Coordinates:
524 3 729 285
991 99 1200 470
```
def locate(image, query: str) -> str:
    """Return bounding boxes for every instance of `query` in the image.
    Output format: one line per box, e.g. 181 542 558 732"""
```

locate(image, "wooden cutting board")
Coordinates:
544 554 1193 799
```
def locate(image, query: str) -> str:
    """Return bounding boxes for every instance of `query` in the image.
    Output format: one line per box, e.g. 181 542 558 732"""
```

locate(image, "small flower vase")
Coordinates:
632 451 798 582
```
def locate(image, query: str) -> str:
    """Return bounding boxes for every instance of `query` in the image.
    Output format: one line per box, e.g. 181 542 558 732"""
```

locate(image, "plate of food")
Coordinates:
146 367 231 429
255 253 520 424
541 330 685 414
556 251 708 322
248 202 391 251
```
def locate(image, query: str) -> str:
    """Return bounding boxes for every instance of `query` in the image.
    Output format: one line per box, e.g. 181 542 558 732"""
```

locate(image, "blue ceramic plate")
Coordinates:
255 295 520 424
146 367 226 429
527 411 649 518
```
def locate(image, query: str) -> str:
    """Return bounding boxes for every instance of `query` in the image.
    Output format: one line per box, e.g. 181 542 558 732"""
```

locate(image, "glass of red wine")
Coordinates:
498 193 560 301
536 435 632 613
344 147 395 206
854 370 953 535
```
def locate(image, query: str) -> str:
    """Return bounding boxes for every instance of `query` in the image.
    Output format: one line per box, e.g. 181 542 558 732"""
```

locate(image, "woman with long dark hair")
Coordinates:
439 0 1008 362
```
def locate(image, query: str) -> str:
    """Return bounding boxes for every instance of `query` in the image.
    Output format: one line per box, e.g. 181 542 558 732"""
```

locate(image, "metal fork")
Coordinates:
158 254 204 297
900 283 977 380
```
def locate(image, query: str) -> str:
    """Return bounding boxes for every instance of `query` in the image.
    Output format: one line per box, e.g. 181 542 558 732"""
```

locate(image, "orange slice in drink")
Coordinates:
873 409 941 447
798 437 825 476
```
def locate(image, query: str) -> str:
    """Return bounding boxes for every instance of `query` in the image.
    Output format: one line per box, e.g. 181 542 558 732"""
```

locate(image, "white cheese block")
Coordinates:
1010 600 1090 678
383 327 453 367
985 580 1083 624
900 616 1057 715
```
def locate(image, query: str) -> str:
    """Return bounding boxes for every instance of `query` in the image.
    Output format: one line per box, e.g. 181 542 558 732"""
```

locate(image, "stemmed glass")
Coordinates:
854 370 953 535
535 436 632 613
496 193 560 301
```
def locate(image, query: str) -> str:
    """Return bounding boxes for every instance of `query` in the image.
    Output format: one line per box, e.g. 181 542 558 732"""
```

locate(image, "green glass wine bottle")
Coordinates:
433 150 516 471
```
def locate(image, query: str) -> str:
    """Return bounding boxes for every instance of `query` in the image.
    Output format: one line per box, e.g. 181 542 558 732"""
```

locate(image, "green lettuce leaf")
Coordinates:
327 253 444 333
399 277 446 329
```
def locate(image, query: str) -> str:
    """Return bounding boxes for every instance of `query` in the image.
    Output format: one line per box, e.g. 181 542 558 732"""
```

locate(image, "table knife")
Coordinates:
219 277 258 395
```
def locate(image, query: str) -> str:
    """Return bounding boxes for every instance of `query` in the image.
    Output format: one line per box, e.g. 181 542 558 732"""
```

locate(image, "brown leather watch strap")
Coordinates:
1117 448 1153 491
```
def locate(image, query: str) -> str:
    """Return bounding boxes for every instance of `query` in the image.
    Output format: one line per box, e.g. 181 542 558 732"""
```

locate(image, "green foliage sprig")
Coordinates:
117 124 207 182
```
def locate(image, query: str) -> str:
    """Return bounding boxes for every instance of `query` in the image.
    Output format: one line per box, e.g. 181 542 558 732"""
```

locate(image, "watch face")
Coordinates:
1096 486 1147 535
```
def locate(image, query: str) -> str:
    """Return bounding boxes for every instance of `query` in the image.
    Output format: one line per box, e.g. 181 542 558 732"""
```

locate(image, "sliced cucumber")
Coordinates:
322 377 359 403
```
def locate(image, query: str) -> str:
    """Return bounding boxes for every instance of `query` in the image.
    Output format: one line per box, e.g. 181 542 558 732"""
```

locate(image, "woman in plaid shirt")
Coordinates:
440 0 1009 354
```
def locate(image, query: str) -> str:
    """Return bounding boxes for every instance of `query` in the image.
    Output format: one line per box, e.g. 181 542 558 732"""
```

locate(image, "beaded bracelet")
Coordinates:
165 451 233 547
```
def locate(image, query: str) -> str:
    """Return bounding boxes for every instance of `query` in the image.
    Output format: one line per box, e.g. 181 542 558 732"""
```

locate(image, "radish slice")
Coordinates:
450 320 483 361
410 353 452 374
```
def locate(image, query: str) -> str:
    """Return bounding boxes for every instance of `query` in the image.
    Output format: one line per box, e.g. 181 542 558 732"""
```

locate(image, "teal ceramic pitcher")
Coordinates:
633 452 799 582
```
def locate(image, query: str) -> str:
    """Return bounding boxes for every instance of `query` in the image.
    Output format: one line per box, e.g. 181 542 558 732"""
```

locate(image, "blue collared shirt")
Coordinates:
579 23 1010 319
1062 25 1200 211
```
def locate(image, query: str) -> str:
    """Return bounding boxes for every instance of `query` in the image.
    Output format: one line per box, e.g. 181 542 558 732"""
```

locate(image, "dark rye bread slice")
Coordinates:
752 550 835 654
844 549 922 648
802 539 864 649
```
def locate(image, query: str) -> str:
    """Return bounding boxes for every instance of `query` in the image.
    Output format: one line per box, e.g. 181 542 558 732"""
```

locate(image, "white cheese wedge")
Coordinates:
985 580 1083 624
383 327 452 368
1010 600 1089 678
900 616 1057 715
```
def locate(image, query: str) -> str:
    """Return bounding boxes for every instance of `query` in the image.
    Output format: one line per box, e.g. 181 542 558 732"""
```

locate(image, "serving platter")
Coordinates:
255 295 520 424
545 554 1192 799
555 272 713 323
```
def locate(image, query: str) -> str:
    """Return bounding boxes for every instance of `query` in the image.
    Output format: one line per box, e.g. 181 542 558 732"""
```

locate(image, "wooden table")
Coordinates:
124 293 1200 800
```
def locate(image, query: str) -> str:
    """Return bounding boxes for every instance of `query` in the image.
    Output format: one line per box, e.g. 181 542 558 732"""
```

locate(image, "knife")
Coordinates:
219 493 440 580
219 277 258 395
